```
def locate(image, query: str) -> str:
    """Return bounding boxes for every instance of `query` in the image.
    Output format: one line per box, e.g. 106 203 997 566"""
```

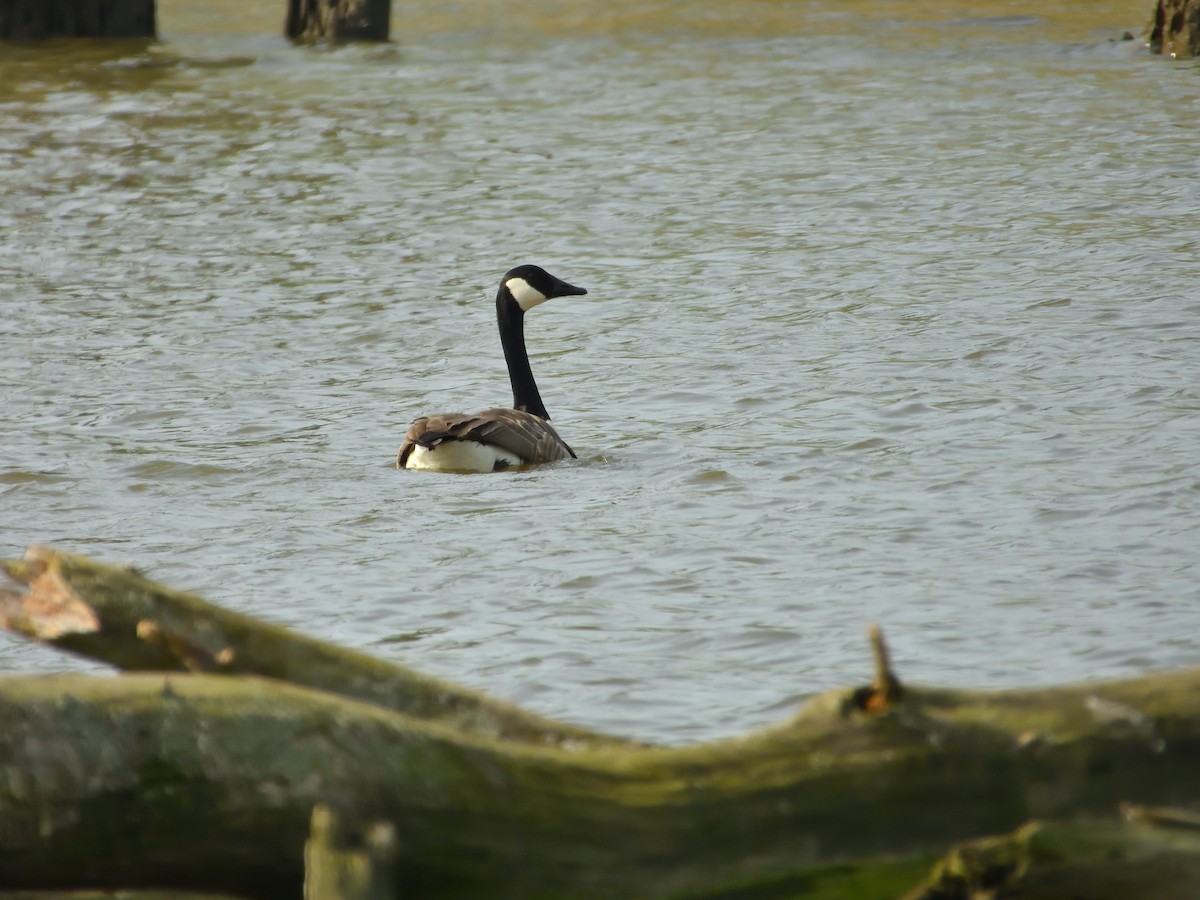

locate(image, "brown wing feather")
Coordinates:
397 408 575 468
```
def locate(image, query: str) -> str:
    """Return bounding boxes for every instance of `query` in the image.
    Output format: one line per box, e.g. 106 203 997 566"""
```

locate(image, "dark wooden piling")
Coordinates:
286 0 390 42
1148 0 1200 57
0 0 155 39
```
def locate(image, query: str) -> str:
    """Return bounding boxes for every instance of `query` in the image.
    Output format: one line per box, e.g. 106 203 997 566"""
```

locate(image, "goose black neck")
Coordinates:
497 291 551 420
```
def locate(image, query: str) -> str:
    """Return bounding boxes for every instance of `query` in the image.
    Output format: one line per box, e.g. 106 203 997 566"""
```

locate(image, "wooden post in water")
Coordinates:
0 0 155 39
1147 0 1200 57
286 0 390 42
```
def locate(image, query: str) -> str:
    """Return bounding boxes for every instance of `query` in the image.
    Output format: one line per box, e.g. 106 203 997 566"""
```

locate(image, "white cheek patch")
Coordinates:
506 277 548 311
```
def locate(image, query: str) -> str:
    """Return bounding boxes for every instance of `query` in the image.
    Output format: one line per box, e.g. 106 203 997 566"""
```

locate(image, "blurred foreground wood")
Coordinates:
904 811 1200 900
285 0 390 42
2 545 1199 899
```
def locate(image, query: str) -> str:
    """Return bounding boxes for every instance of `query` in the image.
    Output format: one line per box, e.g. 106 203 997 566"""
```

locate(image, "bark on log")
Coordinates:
0 0 155 39
1147 0 1200 57
305 804 397 900
0 545 622 749
904 811 1200 899
3 670 1200 898
2 546 1200 898
285 0 390 42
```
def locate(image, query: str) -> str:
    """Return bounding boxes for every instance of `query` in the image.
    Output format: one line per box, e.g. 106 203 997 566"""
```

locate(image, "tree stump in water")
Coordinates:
0 0 154 39
1147 0 1200 57
286 0 390 42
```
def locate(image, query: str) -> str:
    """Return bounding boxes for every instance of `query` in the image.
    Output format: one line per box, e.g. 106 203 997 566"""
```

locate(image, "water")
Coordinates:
2 0 1198 744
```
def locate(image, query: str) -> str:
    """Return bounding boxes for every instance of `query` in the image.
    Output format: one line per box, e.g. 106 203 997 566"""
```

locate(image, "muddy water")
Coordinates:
2 0 1197 742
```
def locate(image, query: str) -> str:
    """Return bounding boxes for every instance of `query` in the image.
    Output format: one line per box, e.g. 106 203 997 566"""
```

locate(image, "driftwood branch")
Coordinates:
0 545 619 749
2 546 1200 898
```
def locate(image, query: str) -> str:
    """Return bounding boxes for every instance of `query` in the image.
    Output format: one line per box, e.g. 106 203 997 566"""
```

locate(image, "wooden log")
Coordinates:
904 810 1200 899
0 545 624 749
2 668 1200 898
3 547 1200 897
1147 0 1200 57
0 0 154 39
304 804 397 900
285 0 390 43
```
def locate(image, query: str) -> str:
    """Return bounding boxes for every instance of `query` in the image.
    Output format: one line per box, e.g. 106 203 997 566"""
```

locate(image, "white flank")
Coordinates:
404 441 523 473
505 277 548 311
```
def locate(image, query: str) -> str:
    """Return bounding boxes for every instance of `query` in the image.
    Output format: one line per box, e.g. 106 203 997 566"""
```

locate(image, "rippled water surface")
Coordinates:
2 0 1198 743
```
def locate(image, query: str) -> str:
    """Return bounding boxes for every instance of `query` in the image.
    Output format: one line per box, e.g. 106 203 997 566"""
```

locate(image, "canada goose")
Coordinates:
397 264 588 473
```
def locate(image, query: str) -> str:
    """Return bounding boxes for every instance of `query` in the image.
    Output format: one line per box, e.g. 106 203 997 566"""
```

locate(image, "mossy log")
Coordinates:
904 809 1200 899
305 804 398 900
3 546 1200 898
0 545 619 749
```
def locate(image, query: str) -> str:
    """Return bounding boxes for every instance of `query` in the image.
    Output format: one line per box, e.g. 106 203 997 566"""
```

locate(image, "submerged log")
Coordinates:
0 0 155 39
285 0 390 42
2 546 1200 898
1148 0 1200 57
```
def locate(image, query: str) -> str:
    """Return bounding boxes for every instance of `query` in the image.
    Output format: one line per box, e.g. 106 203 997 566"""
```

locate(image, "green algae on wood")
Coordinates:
0 545 621 748
2 546 1200 898
905 813 1200 899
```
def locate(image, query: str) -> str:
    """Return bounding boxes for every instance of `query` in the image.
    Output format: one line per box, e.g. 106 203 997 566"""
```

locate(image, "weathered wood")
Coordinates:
285 0 390 42
304 804 397 900
1147 0 1200 57
904 811 1200 899
0 0 154 40
2 667 1200 898
0 545 624 749
2 547 1200 898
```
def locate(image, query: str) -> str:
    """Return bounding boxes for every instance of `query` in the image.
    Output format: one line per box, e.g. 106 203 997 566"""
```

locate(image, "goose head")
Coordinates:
501 264 588 312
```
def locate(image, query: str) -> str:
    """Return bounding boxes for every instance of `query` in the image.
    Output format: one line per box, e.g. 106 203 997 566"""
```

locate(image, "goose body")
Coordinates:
397 265 587 473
